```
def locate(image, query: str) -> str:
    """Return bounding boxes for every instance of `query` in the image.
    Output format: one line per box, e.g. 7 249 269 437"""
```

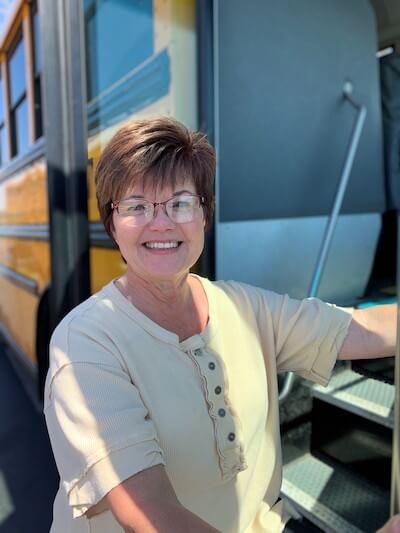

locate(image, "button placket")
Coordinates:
187 347 247 477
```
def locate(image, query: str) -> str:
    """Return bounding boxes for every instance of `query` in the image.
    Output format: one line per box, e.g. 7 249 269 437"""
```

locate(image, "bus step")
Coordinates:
311 399 392 491
312 366 394 429
281 452 389 533
351 357 394 385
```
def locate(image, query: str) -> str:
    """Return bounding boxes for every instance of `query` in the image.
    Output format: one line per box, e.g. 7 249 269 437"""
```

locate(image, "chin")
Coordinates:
129 260 187 279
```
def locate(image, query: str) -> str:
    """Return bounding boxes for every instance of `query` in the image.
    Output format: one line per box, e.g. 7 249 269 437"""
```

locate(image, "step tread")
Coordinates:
282 452 390 533
312 367 394 428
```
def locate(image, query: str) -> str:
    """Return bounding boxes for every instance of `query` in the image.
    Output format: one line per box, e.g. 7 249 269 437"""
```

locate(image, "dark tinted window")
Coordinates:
34 76 42 139
32 3 43 138
33 10 41 75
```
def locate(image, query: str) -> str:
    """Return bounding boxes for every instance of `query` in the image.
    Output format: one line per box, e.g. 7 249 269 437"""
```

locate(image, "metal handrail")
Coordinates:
279 81 367 402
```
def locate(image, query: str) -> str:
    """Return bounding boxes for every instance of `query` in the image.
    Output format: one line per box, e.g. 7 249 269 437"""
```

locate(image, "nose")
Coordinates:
148 203 175 229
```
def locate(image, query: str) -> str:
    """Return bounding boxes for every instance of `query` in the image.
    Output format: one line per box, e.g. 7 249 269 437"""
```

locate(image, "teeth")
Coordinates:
145 241 179 249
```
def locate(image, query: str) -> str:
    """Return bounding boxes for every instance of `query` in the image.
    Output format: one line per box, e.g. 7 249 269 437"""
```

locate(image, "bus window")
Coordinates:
84 0 156 135
85 0 153 100
0 71 8 166
8 30 29 157
31 1 43 139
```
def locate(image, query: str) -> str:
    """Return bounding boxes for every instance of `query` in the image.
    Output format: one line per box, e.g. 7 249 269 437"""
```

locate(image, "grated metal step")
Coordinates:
312 367 394 429
282 453 390 533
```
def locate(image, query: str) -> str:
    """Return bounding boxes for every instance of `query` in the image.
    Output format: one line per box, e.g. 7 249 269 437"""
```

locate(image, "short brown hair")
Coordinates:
95 117 216 239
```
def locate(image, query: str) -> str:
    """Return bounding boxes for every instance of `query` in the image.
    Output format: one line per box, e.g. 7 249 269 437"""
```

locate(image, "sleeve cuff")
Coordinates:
298 306 353 386
65 440 166 518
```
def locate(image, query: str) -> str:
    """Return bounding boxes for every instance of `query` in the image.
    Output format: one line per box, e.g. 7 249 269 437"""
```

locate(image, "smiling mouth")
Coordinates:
143 241 182 249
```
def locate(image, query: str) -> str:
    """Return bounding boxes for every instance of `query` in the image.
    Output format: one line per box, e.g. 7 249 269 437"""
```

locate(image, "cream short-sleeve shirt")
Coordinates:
44 276 353 533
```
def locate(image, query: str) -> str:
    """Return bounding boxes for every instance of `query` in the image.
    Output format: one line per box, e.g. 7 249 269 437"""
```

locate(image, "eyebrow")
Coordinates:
123 189 194 200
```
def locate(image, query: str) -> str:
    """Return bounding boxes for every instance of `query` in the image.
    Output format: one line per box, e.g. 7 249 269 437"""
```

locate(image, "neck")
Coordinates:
115 270 208 340
120 269 192 307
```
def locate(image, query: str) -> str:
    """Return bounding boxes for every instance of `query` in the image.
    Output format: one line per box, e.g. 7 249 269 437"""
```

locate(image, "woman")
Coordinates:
45 117 398 533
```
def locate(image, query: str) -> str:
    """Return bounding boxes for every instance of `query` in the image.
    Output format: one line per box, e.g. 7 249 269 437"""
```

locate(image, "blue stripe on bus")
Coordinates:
0 223 114 248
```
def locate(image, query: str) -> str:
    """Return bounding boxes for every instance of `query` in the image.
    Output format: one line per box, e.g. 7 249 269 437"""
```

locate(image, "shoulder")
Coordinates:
49 281 124 373
201 276 348 324
51 283 113 342
204 277 287 312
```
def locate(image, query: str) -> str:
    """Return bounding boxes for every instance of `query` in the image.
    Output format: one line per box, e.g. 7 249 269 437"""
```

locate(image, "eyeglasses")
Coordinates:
111 193 204 225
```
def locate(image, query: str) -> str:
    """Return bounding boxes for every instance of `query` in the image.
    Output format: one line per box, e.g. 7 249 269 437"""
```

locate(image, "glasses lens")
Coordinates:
166 195 199 223
117 200 153 225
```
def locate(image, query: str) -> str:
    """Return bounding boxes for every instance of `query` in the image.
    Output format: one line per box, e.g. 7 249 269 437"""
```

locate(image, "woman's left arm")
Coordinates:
338 303 397 360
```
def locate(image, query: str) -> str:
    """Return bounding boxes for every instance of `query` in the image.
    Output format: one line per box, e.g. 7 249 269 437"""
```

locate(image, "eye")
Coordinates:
171 197 193 210
128 202 147 212
120 201 148 215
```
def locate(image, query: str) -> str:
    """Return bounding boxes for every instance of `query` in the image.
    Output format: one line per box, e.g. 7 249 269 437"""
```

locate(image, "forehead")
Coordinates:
122 177 197 199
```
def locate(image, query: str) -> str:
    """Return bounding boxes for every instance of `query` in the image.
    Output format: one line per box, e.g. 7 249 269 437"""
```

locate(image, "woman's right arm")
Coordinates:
105 464 220 532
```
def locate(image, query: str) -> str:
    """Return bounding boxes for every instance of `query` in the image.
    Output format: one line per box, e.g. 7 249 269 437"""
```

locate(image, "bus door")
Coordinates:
210 0 396 530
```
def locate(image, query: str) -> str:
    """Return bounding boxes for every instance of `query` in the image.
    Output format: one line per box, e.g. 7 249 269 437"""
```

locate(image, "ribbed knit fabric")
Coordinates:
44 276 353 532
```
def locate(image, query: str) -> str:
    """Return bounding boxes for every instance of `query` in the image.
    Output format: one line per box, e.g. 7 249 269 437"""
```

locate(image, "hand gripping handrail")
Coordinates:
279 81 367 402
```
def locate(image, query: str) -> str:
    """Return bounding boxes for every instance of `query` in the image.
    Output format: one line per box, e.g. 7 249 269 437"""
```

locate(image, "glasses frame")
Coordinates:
111 193 205 224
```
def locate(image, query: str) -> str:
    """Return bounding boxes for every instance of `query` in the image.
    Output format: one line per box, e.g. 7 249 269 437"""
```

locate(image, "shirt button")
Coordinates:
215 386 222 395
228 432 235 442
194 349 202 356
208 362 216 370
218 408 226 417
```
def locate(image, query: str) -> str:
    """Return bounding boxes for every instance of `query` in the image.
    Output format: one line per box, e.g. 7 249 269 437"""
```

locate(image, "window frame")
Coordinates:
0 1 41 168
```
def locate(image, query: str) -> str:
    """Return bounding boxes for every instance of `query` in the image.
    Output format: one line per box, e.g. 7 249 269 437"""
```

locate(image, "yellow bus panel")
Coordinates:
0 237 49 294
0 159 47 225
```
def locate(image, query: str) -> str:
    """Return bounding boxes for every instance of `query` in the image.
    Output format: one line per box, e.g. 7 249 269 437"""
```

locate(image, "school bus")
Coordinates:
0 0 198 394
0 0 399 531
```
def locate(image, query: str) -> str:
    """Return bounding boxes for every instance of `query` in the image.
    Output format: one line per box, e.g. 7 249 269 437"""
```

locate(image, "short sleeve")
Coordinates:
44 329 166 518
264 292 353 384
216 281 353 386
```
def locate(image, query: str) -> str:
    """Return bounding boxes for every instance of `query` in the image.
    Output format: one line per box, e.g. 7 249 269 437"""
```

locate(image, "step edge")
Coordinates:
281 478 364 533
313 388 393 429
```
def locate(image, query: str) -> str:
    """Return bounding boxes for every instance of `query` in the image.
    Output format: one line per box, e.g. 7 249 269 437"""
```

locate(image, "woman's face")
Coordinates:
112 180 205 284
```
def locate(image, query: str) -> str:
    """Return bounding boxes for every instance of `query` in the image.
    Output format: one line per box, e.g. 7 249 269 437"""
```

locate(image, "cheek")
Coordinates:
191 225 205 252
112 222 140 252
